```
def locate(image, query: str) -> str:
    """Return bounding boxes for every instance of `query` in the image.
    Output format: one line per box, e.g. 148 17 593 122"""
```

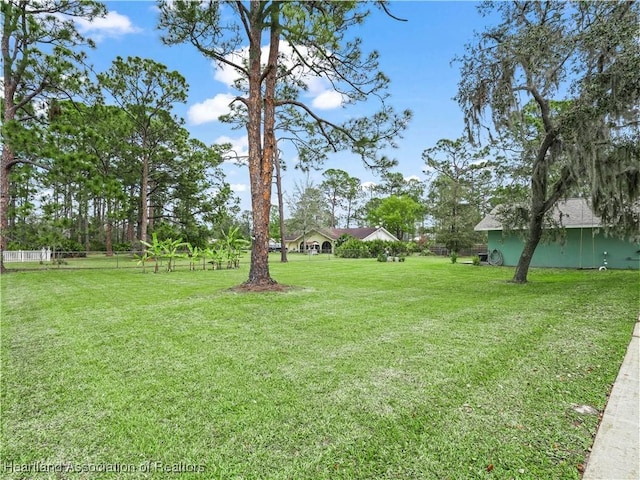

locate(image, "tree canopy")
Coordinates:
456 0 640 283
1 0 106 271
423 138 494 253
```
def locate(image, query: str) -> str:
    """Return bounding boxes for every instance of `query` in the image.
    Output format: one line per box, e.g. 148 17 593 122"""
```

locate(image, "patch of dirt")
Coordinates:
228 282 297 293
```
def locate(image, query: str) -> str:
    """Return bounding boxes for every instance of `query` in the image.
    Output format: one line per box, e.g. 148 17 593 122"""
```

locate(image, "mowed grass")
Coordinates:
1 256 638 479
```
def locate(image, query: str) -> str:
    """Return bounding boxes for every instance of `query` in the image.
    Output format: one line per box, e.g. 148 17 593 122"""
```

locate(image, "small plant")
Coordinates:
450 252 458 264
210 245 226 270
220 227 250 269
162 238 187 272
140 233 164 273
134 250 152 273
186 244 203 271
472 255 481 266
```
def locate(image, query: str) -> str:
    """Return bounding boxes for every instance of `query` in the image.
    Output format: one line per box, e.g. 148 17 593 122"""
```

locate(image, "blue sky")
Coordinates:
80 1 493 212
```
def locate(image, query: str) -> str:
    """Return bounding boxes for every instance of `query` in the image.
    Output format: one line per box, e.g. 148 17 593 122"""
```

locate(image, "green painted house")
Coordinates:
475 198 640 270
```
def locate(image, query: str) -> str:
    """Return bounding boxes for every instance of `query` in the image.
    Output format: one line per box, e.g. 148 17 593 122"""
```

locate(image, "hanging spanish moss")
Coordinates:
454 1 640 282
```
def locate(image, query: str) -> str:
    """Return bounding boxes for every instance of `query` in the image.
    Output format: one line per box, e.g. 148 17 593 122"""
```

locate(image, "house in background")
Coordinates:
474 198 639 270
284 227 399 254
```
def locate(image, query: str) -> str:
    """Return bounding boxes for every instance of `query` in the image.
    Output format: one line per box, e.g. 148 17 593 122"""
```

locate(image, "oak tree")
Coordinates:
456 1 640 283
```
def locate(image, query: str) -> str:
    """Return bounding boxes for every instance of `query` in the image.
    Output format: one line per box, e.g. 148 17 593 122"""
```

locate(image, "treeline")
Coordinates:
6 99 239 254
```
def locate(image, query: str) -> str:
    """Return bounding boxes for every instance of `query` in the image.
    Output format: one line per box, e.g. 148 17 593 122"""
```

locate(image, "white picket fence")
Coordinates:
2 248 51 263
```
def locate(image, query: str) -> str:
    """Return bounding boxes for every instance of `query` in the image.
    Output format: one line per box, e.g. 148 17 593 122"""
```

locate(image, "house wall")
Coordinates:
284 232 332 253
364 230 397 242
488 229 640 270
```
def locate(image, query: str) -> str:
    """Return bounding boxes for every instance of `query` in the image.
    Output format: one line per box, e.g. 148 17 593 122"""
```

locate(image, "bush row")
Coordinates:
334 238 424 259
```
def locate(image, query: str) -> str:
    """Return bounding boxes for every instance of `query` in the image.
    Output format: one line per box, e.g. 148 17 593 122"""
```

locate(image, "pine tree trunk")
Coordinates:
139 152 149 245
105 200 113 257
1 39 16 274
0 148 11 274
244 1 278 287
274 149 287 263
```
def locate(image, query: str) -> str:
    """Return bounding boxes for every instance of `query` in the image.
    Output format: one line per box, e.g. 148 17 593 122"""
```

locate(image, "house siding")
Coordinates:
363 230 397 242
488 230 640 270
285 232 331 253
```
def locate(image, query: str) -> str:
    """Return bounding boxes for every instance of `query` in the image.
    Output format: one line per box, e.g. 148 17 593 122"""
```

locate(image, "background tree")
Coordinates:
1 0 106 272
159 1 411 288
374 171 425 201
268 205 281 243
272 146 288 262
342 174 363 229
286 176 330 252
456 0 640 283
358 171 426 230
168 137 231 247
423 137 495 253
320 169 362 228
365 195 422 241
97 56 188 246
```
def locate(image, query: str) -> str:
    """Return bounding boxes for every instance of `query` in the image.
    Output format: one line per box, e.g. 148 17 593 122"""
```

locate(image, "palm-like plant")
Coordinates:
185 244 203 271
140 233 164 273
162 237 187 272
221 227 250 269
134 251 151 273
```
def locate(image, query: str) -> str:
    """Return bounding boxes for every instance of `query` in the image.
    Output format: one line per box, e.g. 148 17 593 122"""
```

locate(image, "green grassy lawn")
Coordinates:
1 256 637 479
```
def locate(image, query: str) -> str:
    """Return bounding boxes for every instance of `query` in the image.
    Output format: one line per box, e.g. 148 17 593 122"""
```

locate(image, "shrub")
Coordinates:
450 252 458 264
335 238 370 258
366 239 389 258
388 241 411 256
112 242 133 253
335 234 355 248
405 241 422 254
472 255 481 266
53 239 86 258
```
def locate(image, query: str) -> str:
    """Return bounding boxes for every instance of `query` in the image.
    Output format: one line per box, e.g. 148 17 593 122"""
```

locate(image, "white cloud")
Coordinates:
75 11 140 40
213 47 250 87
312 90 345 110
188 94 236 125
361 181 377 191
306 76 328 96
215 135 248 162
230 183 248 193
404 175 422 182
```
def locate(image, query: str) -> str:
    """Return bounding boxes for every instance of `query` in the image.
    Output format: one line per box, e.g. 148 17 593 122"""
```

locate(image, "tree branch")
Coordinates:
377 1 408 22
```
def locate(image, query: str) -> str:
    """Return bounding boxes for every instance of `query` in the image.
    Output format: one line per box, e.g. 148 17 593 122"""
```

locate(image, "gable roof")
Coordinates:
475 198 602 231
332 227 379 240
